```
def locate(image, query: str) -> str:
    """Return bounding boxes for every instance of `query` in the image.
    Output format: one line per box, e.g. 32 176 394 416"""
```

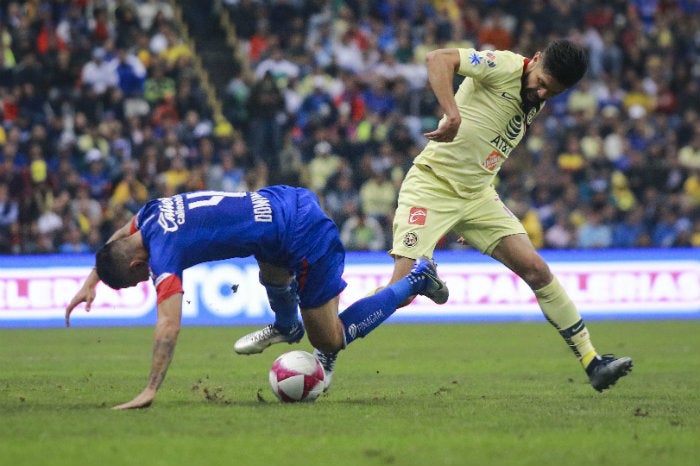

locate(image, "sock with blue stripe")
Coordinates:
338 275 422 345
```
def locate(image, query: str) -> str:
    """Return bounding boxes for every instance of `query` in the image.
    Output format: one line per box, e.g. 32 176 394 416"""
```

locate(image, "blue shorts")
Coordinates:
287 188 347 309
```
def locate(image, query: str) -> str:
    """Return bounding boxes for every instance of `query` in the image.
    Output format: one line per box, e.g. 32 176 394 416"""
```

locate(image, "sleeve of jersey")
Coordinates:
457 48 514 87
154 273 184 304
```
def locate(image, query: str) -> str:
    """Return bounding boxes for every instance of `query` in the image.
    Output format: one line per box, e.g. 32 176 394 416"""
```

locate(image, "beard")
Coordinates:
522 88 542 105
520 71 544 112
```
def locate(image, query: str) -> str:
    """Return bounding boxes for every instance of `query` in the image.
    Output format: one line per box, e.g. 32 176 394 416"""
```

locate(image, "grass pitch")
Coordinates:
1 320 698 466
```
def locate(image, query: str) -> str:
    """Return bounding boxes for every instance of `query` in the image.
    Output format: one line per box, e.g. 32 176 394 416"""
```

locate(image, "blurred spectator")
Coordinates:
0 181 19 252
247 71 285 169
577 208 613 249
144 61 175 104
611 205 647 248
81 148 112 200
358 168 396 225
340 206 385 251
678 130 700 170
158 154 190 195
307 140 341 194
80 47 117 95
477 8 513 50
58 224 91 253
254 46 299 83
137 0 175 32
110 45 147 98
545 213 576 249
652 206 680 247
208 151 247 192
110 161 149 214
323 171 360 226
296 76 337 135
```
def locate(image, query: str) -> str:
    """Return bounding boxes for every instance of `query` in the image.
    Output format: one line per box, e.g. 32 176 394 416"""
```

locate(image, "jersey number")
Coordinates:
186 191 247 209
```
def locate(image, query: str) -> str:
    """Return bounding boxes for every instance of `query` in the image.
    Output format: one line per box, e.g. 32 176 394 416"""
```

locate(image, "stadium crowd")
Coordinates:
1 0 699 255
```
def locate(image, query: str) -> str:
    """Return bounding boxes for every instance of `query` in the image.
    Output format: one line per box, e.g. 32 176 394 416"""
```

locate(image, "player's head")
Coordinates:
95 238 149 289
541 39 588 88
522 39 588 104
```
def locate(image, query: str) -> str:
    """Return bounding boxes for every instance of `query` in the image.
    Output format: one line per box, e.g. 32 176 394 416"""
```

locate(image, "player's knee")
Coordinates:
519 256 552 290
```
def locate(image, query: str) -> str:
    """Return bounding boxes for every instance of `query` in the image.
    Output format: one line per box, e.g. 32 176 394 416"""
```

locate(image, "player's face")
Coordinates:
522 53 567 104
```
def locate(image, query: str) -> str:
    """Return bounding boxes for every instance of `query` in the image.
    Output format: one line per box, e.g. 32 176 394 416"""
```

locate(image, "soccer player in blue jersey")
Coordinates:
65 186 448 409
367 40 631 392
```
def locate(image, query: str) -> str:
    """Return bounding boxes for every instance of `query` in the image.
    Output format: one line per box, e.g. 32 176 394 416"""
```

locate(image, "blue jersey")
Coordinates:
132 186 347 308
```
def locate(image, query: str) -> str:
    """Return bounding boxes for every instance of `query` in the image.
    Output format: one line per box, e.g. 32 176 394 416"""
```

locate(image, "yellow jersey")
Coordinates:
414 48 543 197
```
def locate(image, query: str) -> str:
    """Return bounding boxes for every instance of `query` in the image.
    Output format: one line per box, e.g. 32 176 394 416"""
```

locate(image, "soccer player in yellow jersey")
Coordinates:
388 39 632 392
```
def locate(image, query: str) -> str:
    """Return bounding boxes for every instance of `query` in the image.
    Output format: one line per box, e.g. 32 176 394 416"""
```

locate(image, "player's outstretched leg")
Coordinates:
586 354 633 392
234 322 305 355
313 256 449 391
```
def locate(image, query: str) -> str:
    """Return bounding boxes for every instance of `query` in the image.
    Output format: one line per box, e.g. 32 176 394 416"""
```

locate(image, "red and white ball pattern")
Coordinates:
269 350 326 403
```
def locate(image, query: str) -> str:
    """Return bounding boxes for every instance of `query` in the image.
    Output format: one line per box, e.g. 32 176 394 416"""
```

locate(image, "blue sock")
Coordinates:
263 280 300 330
339 276 421 345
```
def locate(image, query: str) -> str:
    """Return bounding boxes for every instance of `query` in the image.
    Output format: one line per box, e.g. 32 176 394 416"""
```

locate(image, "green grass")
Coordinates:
1 321 699 466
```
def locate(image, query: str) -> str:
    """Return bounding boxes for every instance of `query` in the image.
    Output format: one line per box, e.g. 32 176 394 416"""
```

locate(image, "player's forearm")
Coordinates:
146 319 180 390
426 49 461 121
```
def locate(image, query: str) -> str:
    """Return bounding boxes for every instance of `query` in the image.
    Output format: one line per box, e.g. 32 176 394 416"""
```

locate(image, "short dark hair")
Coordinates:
542 39 588 88
95 240 133 289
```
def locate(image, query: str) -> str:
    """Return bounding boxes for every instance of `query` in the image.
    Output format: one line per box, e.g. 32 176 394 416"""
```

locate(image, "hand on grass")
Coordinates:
112 388 156 410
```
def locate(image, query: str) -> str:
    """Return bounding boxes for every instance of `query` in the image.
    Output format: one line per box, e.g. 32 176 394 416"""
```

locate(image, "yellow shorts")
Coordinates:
390 164 526 258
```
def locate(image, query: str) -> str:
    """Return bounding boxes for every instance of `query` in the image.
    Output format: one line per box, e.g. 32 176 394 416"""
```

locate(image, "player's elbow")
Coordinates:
426 48 460 70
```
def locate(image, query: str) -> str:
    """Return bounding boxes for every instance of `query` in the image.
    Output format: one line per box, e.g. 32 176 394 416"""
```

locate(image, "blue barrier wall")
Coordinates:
1 249 699 328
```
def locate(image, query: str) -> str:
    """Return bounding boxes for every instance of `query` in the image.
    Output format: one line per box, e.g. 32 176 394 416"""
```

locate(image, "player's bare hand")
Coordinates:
65 285 97 327
65 269 100 327
424 116 460 143
112 388 156 410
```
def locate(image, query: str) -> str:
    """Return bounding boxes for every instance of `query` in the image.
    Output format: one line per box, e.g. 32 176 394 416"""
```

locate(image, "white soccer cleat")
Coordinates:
234 322 305 355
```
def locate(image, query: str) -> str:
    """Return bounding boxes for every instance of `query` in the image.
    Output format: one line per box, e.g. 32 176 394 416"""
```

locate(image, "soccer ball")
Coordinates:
269 350 326 403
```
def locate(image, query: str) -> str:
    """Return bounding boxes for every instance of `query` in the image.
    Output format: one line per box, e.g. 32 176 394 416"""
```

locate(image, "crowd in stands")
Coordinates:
1 0 700 256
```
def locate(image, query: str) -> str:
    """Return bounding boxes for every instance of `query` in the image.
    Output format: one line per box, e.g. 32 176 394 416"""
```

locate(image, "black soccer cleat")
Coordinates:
586 354 633 392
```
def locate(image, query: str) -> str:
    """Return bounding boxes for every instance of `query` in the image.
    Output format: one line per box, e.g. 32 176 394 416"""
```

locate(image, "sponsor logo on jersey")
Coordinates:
482 151 503 172
158 195 186 232
489 135 514 157
408 207 427 225
403 232 418 248
469 52 482 65
500 91 518 101
505 115 524 140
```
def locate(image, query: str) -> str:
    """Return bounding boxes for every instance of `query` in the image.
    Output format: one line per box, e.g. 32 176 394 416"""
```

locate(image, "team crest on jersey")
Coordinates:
403 232 418 248
526 107 538 125
408 207 427 225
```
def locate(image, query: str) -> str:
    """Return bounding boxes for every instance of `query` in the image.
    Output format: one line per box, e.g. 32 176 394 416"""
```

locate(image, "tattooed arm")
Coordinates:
113 293 183 410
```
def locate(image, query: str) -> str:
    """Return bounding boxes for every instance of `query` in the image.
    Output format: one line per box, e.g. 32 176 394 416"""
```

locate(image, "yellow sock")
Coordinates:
534 277 598 368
